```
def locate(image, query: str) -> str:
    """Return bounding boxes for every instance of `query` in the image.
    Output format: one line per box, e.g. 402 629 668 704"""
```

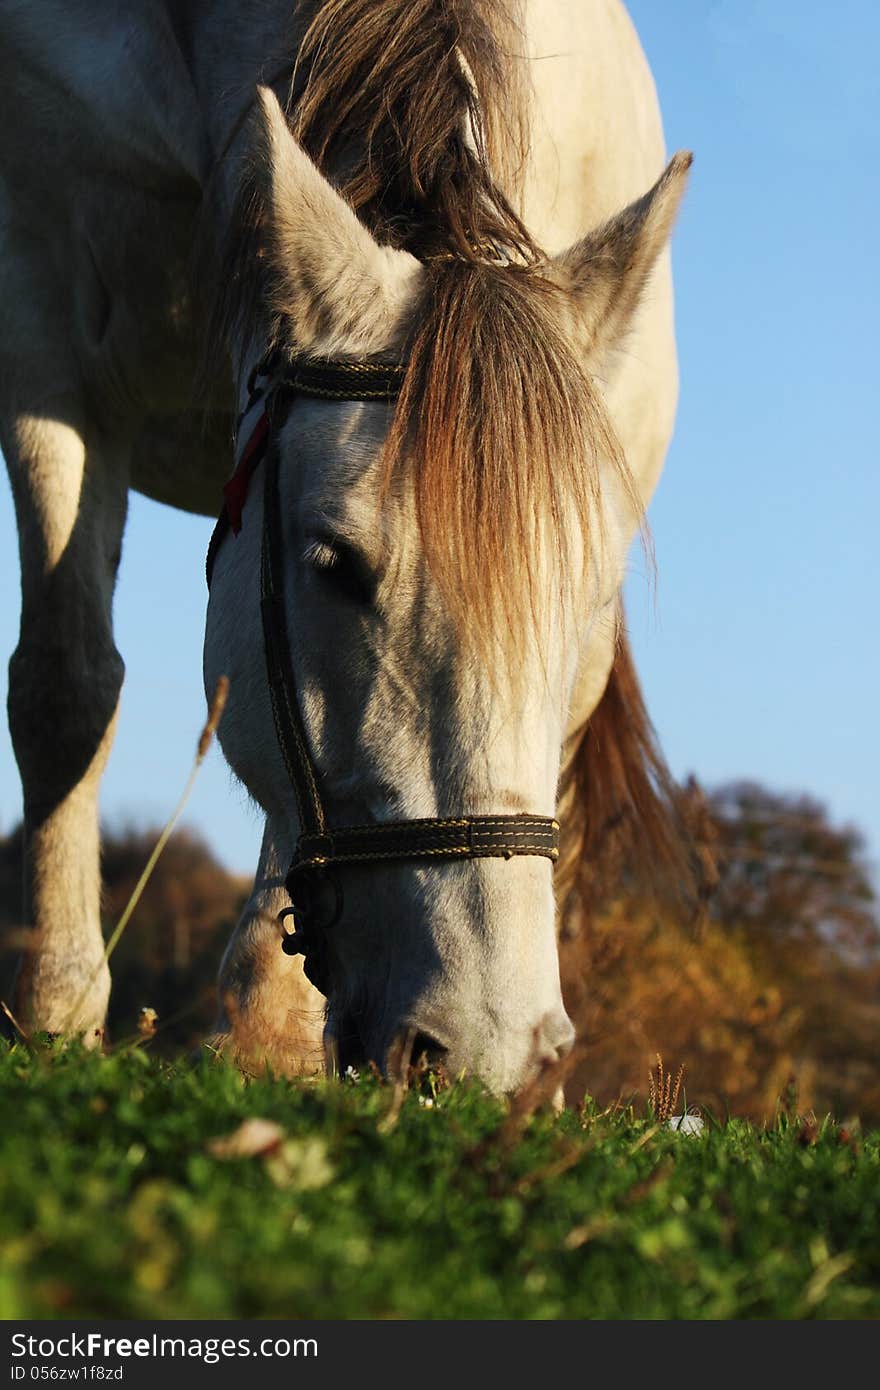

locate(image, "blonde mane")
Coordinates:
382 255 628 653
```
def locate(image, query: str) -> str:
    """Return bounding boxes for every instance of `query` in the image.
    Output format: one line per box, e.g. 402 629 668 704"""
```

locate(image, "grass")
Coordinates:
0 1042 878 1320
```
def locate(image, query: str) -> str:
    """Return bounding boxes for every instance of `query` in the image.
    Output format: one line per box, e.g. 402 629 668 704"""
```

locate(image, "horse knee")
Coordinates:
8 634 125 815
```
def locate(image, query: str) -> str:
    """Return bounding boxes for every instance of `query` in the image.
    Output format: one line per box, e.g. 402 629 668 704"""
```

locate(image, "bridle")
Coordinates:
206 351 560 991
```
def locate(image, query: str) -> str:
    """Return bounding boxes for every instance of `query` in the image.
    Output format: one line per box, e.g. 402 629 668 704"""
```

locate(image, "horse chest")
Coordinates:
0 0 206 421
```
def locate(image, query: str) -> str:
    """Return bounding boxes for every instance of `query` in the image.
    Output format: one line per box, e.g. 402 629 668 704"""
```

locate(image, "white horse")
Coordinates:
0 0 690 1091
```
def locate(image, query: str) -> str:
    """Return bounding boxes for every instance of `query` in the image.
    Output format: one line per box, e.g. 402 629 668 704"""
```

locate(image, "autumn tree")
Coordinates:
562 780 880 1121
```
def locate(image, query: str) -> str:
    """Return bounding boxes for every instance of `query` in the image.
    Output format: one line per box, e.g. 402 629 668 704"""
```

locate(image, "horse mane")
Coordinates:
556 626 711 924
288 0 534 261
383 255 635 657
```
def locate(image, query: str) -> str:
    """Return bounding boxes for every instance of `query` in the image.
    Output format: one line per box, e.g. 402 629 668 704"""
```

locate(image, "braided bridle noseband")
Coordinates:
206 352 559 990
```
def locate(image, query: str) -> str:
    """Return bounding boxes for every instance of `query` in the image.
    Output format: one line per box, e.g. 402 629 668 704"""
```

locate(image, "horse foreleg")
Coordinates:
4 408 128 1039
204 818 327 1075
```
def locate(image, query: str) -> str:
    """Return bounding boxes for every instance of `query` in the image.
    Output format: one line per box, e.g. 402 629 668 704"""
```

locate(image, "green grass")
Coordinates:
1 1043 878 1319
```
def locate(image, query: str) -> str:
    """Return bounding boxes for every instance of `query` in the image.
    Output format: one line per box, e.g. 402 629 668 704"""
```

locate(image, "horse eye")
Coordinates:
303 534 375 605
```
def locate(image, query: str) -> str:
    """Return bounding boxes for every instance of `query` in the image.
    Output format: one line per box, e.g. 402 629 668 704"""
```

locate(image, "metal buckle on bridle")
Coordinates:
279 859 344 957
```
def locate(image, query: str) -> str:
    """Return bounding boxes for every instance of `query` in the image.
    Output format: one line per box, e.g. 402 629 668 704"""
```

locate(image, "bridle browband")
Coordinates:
206 352 560 989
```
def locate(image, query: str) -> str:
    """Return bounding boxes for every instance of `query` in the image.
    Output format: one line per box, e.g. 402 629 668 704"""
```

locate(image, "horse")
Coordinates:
0 0 692 1091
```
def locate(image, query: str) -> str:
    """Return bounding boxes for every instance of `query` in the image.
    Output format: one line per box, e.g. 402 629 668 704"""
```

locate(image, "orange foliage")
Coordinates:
561 903 808 1119
561 782 880 1122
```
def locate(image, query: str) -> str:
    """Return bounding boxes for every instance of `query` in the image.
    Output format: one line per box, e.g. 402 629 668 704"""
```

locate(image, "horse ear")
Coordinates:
254 87 423 353
550 152 692 354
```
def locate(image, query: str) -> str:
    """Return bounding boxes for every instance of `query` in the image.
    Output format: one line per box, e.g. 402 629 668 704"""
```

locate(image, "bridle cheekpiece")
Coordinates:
206 351 560 991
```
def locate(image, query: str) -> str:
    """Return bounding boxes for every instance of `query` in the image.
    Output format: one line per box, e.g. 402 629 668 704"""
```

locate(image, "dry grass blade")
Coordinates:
0 997 30 1043
515 1136 596 1194
648 1054 685 1123
198 677 229 757
378 1028 417 1133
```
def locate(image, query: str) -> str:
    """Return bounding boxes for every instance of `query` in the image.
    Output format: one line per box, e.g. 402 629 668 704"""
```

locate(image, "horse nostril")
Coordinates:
411 1032 447 1069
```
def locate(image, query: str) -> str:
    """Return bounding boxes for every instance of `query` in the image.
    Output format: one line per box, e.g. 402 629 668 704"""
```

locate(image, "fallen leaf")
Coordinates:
207 1117 285 1159
265 1137 334 1191
137 1008 158 1040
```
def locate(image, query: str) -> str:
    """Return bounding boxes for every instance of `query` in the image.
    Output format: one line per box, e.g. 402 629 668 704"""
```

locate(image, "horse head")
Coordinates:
204 90 690 1090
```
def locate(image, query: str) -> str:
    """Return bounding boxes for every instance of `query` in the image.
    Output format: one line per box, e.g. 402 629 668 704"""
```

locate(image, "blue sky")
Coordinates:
1 1 877 877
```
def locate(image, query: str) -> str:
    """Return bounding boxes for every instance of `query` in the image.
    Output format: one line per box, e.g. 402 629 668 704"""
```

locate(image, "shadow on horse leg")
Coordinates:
5 410 128 1040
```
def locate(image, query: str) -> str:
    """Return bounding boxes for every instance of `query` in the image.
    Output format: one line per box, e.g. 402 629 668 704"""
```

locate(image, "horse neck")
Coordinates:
186 2 306 199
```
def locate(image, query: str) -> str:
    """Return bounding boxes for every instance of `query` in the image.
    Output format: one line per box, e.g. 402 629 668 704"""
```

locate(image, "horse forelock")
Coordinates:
383 258 633 664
